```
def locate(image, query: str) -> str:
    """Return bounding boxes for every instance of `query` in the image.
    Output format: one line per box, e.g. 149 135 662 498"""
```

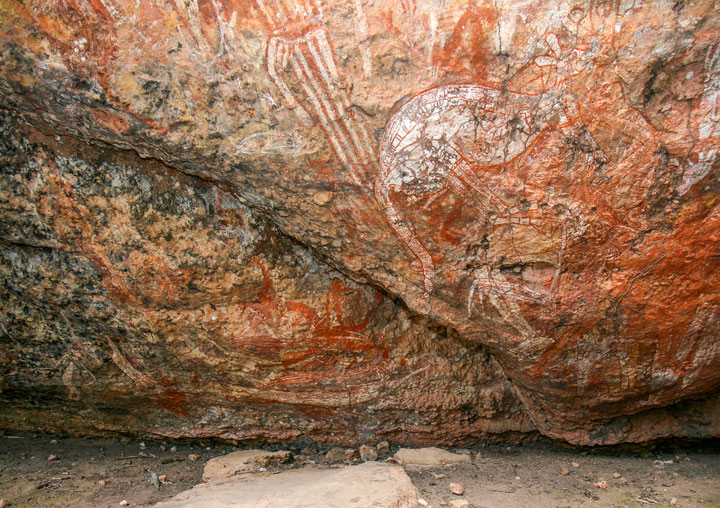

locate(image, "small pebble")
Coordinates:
653 460 665 469
359 445 378 462
170 446 177 452
98 479 106 486
433 473 446 479
450 483 465 495
418 499 429 506
572 462 580 468
613 473 622 479
376 441 390 455
560 467 570 476
187 454 200 461
158 475 167 482
119 501 128 506
50 439 57 444
139 442 146 449
449 500 470 508
0 498 5 508
47 455 57 461
669 498 678 506
514 476 521 481
594 480 608 489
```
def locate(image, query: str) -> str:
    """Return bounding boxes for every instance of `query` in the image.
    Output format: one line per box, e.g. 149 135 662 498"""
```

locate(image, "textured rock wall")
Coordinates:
0 0 719 445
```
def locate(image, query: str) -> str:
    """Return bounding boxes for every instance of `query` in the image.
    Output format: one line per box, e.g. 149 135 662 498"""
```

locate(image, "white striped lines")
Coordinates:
265 27 376 186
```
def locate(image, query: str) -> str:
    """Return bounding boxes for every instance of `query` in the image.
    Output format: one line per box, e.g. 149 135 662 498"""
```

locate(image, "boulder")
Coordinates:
394 448 471 466
152 462 419 508
202 450 293 481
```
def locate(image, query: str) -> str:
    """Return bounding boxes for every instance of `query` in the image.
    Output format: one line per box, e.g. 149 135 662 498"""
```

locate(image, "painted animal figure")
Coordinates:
376 34 587 298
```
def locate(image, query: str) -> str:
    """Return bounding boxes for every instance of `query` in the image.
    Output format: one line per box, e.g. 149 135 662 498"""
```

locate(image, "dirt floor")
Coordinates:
0 431 718 508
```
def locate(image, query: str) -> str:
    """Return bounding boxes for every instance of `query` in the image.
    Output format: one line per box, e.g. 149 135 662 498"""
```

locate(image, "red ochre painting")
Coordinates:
0 0 719 445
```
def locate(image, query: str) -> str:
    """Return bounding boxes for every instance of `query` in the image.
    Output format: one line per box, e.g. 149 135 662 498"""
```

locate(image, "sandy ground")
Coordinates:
0 431 718 508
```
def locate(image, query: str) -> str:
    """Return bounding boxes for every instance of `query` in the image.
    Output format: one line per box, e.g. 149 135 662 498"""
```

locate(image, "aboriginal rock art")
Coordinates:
232 258 391 406
376 33 584 310
17 0 168 132
680 42 720 196
257 0 376 187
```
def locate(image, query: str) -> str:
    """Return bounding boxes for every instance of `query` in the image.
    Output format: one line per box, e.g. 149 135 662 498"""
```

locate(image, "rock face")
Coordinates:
0 0 719 446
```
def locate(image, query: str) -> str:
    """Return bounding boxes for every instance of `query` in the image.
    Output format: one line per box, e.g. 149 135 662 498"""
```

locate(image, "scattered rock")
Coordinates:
325 447 346 462
613 473 622 479
669 498 678 505
139 442 146 449
0 499 5 508
560 467 570 476
202 450 293 481
154 462 420 508
119 501 128 506
593 481 608 489
514 476 521 481
170 447 177 453
98 479 107 486
359 445 378 462
432 473 446 479
571 462 580 468
653 460 665 469
187 454 200 462
418 499 429 506
344 449 359 461
376 441 390 455
450 483 464 495
47 455 57 461
149 471 160 490
393 448 471 466
449 500 470 508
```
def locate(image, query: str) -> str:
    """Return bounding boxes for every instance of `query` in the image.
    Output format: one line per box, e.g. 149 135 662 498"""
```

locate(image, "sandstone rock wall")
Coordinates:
0 0 719 445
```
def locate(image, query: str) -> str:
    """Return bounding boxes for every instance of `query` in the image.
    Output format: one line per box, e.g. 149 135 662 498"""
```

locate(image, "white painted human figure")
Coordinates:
258 0 376 187
376 33 587 321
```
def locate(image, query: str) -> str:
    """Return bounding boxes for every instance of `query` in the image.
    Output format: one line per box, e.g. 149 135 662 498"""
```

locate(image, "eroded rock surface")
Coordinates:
0 0 719 445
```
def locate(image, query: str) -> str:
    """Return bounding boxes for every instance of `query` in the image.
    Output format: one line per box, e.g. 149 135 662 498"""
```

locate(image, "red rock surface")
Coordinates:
0 0 719 445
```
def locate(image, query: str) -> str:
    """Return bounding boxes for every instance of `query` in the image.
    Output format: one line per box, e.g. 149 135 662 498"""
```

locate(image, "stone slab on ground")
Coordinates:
394 447 471 466
152 462 420 508
202 450 293 481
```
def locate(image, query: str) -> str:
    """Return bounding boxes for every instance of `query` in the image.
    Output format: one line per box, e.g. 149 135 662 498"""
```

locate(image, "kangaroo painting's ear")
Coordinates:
545 33 562 59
